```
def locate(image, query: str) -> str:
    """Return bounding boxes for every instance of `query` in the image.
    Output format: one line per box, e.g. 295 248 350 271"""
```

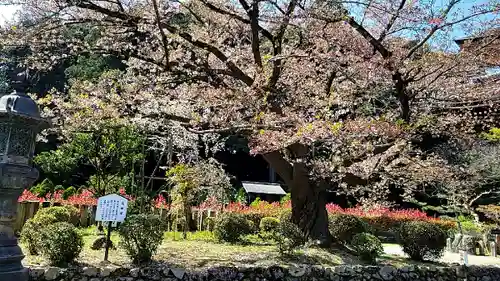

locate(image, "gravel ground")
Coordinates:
383 244 500 266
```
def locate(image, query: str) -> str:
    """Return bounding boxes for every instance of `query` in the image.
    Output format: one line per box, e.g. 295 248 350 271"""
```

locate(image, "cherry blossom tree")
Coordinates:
2 0 500 245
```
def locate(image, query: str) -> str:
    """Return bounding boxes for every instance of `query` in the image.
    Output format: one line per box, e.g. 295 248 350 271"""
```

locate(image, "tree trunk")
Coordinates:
291 160 331 246
263 146 331 246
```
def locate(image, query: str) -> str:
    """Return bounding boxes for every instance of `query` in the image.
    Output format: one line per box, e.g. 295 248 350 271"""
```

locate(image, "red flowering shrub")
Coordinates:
19 189 455 234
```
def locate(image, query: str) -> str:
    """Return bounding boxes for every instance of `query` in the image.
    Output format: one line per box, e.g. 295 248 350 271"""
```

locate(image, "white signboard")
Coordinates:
95 194 128 222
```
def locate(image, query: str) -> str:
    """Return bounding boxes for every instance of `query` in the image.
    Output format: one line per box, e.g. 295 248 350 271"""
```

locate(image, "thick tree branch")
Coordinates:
199 0 274 41
162 24 254 86
345 16 392 59
73 1 253 85
249 0 263 68
262 150 293 185
378 0 406 42
151 0 170 69
268 0 298 88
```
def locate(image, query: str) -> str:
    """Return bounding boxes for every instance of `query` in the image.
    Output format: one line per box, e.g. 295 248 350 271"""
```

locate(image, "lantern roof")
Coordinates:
0 90 42 119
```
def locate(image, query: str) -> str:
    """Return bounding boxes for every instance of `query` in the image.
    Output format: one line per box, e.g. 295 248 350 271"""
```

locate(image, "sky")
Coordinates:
0 1 497 42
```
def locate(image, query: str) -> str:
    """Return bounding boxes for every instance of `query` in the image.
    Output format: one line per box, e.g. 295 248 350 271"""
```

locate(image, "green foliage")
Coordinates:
398 221 447 261
34 123 144 195
329 214 369 243
272 220 306 255
36 206 72 223
259 217 280 233
250 197 262 207
203 216 216 231
457 216 482 235
279 210 292 222
21 214 58 255
39 222 83 266
213 212 253 243
235 188 246 203
481 128 500 142
66 54 125 81
63 205 80 225
241 213 265 231
118 214 165 264
30 178 55 197
62 186 77 200
21 205 81 255
280 193 291 204
164 231 215 242
34 150 79 185
350 233 383 264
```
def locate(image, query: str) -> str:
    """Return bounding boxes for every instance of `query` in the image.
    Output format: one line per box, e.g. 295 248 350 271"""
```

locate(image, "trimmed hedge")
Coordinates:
214 212 253 243
398 221 447 261
39 222 83 266
350 232 383 264
259 217 280 233
329 214 370 243
119 214 165 264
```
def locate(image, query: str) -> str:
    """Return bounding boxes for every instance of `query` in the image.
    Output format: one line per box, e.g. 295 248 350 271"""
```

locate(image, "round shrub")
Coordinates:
329 214 369 243
213 212 253 243
260 217 280 233
241 213 264 231
118 214 165 264
39 222 83 266
63 205 80 225
350 232 383 264
273 220 306 254
279 210 292 222
398 221 447 261
20 214 59 255
36 206 72 223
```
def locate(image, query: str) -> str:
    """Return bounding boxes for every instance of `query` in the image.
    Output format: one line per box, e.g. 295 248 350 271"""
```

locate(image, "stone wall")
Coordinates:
28 264 500 281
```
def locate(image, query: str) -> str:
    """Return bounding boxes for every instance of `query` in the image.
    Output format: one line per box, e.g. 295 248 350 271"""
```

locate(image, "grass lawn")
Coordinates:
21 227 437 269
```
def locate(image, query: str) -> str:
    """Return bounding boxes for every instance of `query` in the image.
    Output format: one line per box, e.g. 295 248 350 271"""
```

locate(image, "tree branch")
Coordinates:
345 16 392 59
162 24 254 86
199 0 274 41
262 150 293 185
249 0 263 68
268 0 298 88
151 0 170 69
405 0 459 59
378 0 406 42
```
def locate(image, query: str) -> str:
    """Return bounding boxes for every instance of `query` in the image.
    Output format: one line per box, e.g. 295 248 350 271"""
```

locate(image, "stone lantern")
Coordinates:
0 71 49 280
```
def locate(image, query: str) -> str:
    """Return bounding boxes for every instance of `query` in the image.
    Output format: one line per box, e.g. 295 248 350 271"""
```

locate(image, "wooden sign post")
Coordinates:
95 194 128 261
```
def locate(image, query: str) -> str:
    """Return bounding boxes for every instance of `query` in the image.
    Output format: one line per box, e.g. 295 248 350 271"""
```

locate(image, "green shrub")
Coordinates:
203 216 216 231
39 222 83 266
241 213 264 231
20 214 59 255
398 221 447 261
280 193 291 204
350 233 383 264
63 205 80 225
279 209 292 222
260 217 280 233
329 214 369 243
272 220 306 255
213 212 253 243
62 186 77 200
36 206 72 223
118 214 165 264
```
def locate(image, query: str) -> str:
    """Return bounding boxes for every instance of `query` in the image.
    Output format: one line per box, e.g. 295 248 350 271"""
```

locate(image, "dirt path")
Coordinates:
384 244 500 266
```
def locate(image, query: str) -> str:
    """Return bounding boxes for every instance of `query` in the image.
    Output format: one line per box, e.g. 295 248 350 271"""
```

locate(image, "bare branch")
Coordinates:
151 0 170 69
378 0 406 42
